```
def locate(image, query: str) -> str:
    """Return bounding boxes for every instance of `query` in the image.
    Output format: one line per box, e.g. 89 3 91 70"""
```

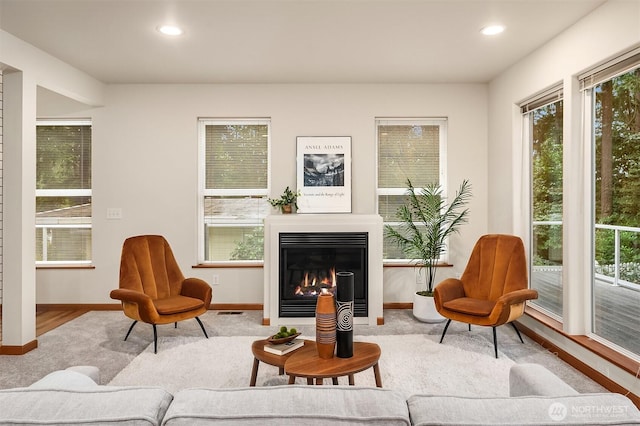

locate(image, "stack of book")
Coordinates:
264 338 304 355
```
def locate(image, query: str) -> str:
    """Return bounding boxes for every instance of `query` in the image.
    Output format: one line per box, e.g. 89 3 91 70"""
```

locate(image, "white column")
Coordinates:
2 70 37 351
562 75 590 335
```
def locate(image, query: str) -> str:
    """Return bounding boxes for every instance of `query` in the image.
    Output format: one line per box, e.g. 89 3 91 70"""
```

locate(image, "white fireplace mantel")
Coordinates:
264 214 384 326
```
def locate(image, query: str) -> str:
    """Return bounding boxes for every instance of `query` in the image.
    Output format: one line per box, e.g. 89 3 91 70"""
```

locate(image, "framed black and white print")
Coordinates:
296 136 352 213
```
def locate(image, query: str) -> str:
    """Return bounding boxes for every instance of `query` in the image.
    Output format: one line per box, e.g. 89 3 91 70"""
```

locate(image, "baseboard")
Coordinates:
211 303 262 311
0 339 38 355
384 302 412 309
33 303 266 311
36 303 120 311
30 302 408 312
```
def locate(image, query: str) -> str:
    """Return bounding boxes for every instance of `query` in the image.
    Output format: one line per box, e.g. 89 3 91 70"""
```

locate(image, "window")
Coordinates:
198 119 270 262
376 118 446 260
582 51 640 356
36 120 92 264
522 88 564 319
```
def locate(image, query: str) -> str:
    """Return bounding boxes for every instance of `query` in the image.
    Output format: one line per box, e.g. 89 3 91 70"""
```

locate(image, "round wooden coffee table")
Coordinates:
284 341 382 386
250 339 312 386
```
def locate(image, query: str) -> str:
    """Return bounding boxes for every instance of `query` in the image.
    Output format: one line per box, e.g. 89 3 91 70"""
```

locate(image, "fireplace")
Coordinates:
264 214 383 326
279 232 367 317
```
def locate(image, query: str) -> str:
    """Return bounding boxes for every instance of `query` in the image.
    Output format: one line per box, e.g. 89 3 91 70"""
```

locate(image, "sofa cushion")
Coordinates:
0 386 173 425
28 369 99 389
162 385 410 425
509 363 579 397
65 365 101 383
407 393 640 425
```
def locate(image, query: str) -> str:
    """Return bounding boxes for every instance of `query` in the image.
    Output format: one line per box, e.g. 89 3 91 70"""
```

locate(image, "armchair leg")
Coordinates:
468 324 471 331
127 318 207 354
124 321 138 341
439 319 452 344
492 327 498 358
195 316 209 339
153 325 158 354
510 322 524 343
175 322 178 328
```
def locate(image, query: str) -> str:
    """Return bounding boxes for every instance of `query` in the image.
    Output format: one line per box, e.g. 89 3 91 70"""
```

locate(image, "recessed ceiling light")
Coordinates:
481 25 505 36
157 25 183 36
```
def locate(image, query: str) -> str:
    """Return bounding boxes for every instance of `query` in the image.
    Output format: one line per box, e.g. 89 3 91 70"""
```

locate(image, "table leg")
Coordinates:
278 367 284 375
288 375 296 385
373 363 382 388
348 374 354 385
250 358 259 387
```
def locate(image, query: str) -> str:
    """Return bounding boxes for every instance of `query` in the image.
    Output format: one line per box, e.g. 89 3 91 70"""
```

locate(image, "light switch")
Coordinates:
106 208 123 220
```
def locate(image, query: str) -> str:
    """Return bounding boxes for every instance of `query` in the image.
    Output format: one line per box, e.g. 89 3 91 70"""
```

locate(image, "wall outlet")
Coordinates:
212 274 220 286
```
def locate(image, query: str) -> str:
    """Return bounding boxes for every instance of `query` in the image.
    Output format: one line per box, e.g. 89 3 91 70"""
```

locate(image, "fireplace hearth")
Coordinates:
279 232 367 317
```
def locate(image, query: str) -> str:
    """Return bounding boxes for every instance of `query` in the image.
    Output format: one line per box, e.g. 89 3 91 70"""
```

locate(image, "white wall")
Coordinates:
488 0 640 233
36 83 489 305
0 30 104 107
488 0 640 395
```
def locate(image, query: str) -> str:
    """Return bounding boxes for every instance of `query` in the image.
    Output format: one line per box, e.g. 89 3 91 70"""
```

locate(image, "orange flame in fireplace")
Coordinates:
328 267 337 287
295 267 337 297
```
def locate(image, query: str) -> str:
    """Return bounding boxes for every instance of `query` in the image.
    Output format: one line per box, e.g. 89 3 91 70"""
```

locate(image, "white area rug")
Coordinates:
108 333 515 397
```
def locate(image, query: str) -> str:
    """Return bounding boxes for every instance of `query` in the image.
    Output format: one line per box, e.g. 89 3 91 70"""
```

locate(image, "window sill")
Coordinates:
383 261 453 268
191 261 454 268
193 261 263 269
36 264 95 270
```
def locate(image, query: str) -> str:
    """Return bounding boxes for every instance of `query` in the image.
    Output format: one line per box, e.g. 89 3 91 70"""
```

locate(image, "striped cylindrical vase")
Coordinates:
315 289 336 359
336 271 354 358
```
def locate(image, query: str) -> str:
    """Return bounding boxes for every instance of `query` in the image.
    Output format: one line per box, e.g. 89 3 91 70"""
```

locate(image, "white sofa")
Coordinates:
0 364 638 425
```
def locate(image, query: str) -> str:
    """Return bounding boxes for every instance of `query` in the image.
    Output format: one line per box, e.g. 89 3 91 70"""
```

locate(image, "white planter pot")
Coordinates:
412 293 446 323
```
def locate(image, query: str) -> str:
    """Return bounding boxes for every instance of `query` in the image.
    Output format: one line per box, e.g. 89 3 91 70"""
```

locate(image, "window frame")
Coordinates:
375 117 448 263
197 118 271 264
580 54 640 359
521 86 564 322
35 118 92 266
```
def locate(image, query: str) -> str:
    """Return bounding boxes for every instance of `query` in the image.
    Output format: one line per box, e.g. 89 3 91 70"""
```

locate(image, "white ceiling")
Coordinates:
0 0 606 84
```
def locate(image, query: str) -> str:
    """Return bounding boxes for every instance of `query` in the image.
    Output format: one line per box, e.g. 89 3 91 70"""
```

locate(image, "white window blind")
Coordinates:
199 119 270 262
204 121 269 191
377 119 443 189
579 48 640 91
377 118 447 260
520 85 563 114
36 119 92 264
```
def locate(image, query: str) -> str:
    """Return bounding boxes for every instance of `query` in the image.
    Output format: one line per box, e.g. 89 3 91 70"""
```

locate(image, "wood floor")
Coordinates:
0 308 88 344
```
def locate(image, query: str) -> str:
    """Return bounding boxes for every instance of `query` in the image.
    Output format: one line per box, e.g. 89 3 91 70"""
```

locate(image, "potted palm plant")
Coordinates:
385 178 472 322
268 186 301 214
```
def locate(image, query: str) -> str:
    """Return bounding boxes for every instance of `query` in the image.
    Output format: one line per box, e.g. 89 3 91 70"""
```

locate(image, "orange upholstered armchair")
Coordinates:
434 234 538 358
110 235 212 353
